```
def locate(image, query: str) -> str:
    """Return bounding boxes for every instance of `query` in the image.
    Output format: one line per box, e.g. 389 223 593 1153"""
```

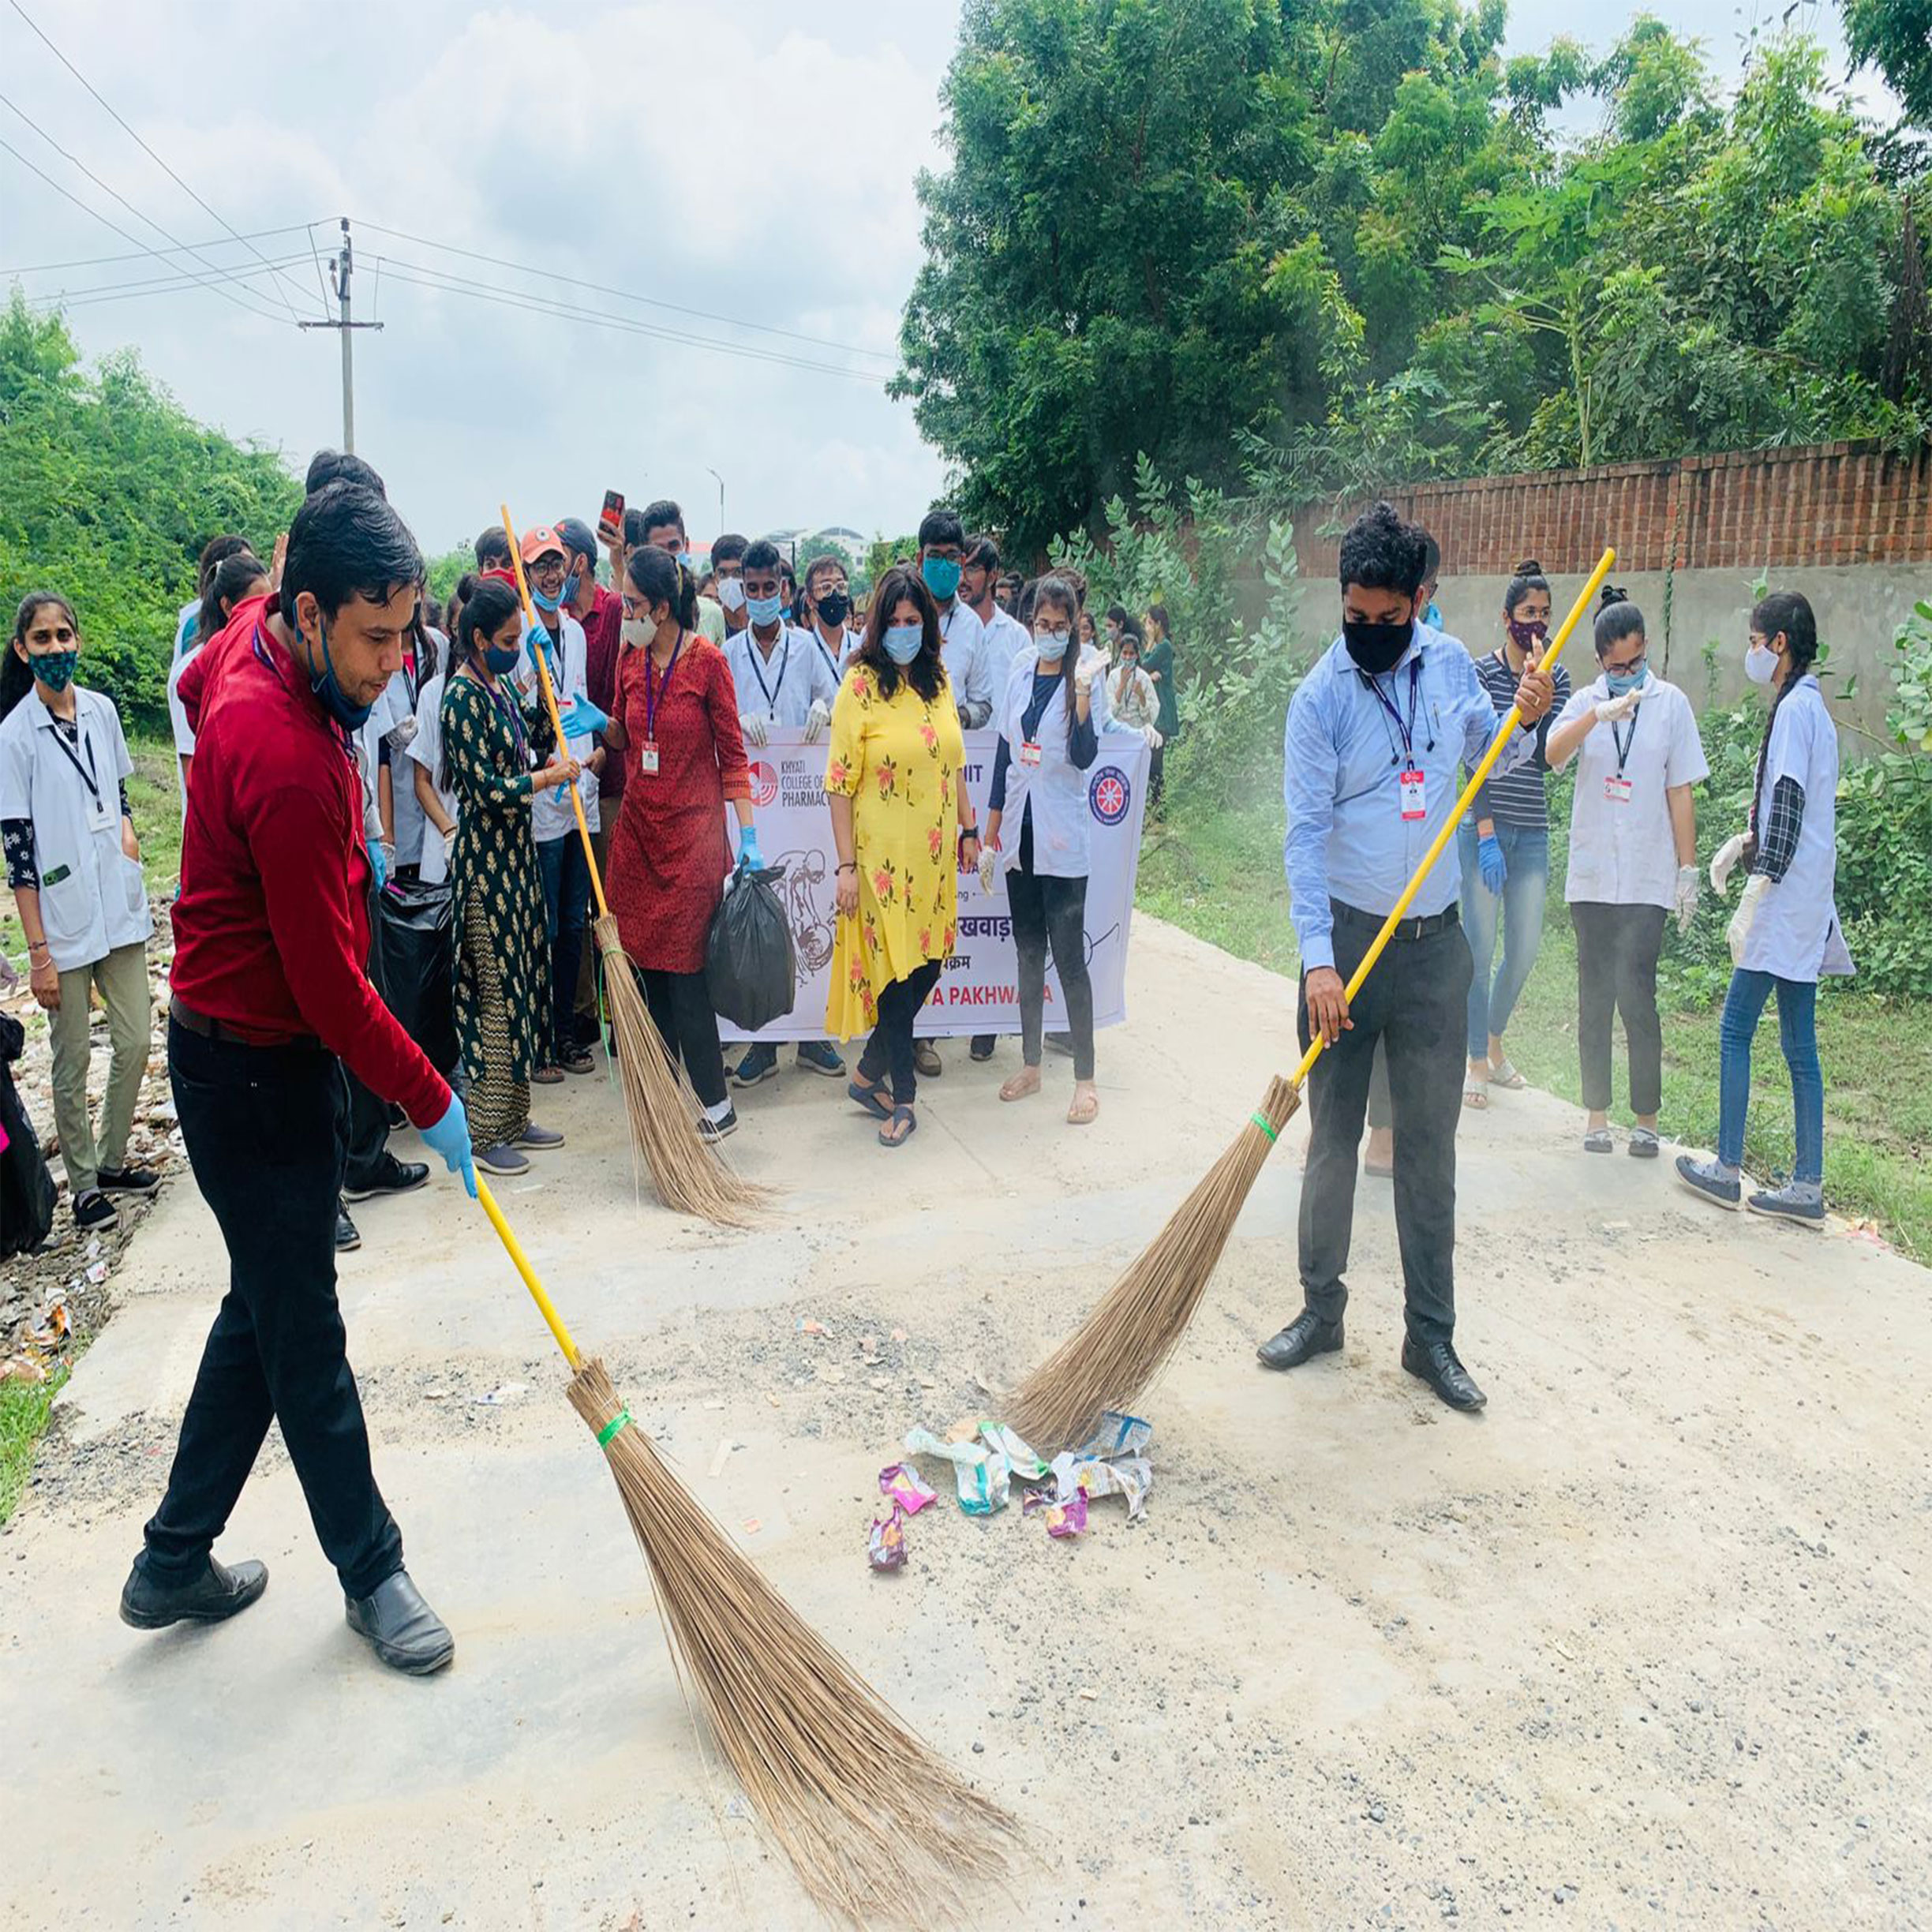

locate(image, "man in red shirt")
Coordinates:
119 481 476 1676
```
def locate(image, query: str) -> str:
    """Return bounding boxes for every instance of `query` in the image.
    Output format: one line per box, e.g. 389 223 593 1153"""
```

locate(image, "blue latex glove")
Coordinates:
368 839 388 893
1477 832 1507 895
560 694 608 738
739 824 763 871
421 1093 477 1199
524 621 559 690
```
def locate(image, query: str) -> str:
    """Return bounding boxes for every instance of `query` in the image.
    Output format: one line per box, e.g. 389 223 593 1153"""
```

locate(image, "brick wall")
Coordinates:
1290 440 1932 581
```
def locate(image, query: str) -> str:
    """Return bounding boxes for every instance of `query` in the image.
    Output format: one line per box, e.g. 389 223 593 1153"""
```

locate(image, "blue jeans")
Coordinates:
536 833 590 1061
1718 969 1823 1184
1457 822 1549 1061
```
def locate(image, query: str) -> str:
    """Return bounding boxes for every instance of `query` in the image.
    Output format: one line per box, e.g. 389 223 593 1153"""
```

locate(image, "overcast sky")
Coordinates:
1 0 1883 556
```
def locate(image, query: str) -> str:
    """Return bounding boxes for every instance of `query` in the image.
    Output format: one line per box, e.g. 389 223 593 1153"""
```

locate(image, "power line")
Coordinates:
27 256 312 313
0 96 296 324
355 219 897 365
0 221 320 277
6 0 312 324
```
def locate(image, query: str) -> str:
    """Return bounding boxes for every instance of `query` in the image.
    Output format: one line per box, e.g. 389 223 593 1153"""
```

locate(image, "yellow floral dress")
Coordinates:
823 665 964 1039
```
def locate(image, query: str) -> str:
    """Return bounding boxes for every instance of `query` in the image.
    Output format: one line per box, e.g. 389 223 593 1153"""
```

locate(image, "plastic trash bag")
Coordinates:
1 1010 56 1258
377 876 458 1075
706 860 797 1032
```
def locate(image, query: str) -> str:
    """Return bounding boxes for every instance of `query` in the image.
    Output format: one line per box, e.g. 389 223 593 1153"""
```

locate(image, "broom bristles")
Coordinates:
1006 1075 1301 1452
566 1358 1022 1929
596 913 768 1226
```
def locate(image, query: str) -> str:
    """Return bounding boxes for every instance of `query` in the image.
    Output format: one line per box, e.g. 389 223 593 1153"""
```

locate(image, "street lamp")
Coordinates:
706 467 725 535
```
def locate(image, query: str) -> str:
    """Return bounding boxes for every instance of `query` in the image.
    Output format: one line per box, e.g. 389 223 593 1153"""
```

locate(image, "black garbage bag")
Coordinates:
1 1009 57 1258
378 877 459 1076
706 861 797 1032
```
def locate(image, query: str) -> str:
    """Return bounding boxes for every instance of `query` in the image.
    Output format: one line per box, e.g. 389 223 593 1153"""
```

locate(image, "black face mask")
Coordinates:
816 590 851 628
1342 616 1413 676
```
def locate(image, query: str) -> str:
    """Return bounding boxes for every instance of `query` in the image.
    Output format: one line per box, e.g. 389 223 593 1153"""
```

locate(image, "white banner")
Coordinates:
717 729 1151 1042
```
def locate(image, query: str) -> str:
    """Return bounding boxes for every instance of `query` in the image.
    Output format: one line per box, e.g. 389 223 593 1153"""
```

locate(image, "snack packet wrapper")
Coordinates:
1074 1410 1153 1459
978 1420 1050 1481
868 1503 908 1571
878 1462 938 1515
904 1427 1011 1515
1050 1450 1152 1522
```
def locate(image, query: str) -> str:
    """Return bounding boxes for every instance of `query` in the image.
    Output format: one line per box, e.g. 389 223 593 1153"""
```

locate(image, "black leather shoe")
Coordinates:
120 1554 268 1629
343 1154 430 1202
1256 1310 1344 1370
335 1202 361 1252
346 1570 455 1676
1402 1335 1487 1411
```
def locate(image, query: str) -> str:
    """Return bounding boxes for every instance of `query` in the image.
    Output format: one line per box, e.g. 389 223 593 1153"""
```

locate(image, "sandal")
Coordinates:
847 1076 892 1122
1627 1126 1660 1159
999 1067 1042 1103
1066 1081 1099 1126
878 1104 917 1148
1583 1127 1614 1154
1488 1057 1527 1091
1463 1071 1489 1110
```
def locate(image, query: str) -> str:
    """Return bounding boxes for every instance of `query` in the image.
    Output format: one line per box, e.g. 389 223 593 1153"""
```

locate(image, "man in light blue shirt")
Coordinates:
1260 503 1554 1413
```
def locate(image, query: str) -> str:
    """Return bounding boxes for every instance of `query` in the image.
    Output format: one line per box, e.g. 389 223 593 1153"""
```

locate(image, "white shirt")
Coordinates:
975 602 1030 704
807 624 861 677
0 686 153 972
1742 675 1854 981
1556 674 1709 909
166 597 200 814
991 644 1116 880
380 638 441 868
722 622 839 729
408 672 457 886
514 614 599 843
938 599 994 726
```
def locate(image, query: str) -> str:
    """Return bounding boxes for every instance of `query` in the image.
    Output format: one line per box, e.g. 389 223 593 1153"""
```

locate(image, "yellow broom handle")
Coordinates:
500 502 612 921
475 1177 582 1369
1290 545 1617 1089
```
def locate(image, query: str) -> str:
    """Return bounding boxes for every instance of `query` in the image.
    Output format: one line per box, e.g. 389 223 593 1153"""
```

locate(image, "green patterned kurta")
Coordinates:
441 670 552 1133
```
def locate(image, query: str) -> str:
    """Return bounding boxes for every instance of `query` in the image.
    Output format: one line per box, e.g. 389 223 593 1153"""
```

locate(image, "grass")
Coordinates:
1137 784 1932 1263
0 1368 69 1526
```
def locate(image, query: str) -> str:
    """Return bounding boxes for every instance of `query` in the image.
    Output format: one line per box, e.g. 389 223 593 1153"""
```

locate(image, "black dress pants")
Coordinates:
1571 900 1667 1116
638 966 728 1110
857 960 945 1106
140 1017 403 1599
1297 908 1472 1346
1007 841 1095 1079
343 875 392 1189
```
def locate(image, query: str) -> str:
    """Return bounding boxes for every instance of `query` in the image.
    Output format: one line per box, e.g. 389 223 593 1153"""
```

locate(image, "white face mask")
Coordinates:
718 576 747 613
1035 627 1070 663
621 616 655 650
1745 640 1779 687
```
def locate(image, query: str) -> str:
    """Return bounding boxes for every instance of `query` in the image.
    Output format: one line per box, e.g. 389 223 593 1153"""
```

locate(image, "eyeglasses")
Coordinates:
1604 653 1648 677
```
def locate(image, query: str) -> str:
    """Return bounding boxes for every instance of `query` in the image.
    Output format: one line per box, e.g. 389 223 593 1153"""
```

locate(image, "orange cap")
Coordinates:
519 524 566 564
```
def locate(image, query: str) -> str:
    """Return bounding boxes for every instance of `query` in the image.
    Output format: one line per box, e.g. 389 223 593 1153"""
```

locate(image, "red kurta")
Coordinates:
606 634 751 972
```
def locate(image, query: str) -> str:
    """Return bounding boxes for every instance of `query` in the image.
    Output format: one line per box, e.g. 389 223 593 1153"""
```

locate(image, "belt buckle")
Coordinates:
1407 912 1428 941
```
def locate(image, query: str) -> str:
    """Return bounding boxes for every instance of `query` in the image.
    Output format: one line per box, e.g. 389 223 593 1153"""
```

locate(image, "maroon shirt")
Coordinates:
170 594 449 1127
580 584 627 808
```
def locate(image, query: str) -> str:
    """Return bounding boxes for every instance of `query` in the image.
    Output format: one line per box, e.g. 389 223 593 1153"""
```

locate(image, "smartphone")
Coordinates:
598 489 624 544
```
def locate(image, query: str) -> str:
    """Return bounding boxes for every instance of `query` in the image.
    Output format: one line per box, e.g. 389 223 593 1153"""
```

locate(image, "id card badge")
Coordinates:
87 792 116 833
1020 740 1043 767
1398 766 1426 821
1604 773 1633 804
638 742 661 776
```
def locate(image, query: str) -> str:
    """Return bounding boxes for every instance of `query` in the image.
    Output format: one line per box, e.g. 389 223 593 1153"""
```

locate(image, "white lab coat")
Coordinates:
938 600 994 725
722 623 839 729
991 644 1115 880
806 624 860 678
1557 674 1709 910
166 597 200 816
0 686 153 972
514 614 598 843
1740 675 1854 981
979 604 1030 706
408 671 458 886
382 638 443 869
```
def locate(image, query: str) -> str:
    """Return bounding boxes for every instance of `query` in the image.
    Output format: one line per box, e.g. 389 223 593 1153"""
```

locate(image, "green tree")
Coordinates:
1840 0 1932 130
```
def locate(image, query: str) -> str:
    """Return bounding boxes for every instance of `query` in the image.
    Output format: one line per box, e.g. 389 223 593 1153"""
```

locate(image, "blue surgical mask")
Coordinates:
29 649 79 694
747 592 784 627
883 622 923 665
1035 629 1070 663
1604 663 1648 698
921 556 961 602
301 612 376 729
530 582 561 612
560 571 582 608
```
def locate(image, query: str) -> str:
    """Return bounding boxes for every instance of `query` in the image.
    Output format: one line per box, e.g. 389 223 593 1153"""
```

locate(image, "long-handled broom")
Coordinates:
499 505 764 1226
472 1178 1020 1926
1008 548 1619 1451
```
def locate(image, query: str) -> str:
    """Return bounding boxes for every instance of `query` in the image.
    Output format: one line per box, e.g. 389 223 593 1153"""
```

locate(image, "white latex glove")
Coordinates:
442 823 458 861
977 841 999 894
803 698 830 744
1709 832 1747 895
1728 873 1770 964
1593 685 1648 725
1672 863 1701 936
739 711 769 748
1142 724 1163 750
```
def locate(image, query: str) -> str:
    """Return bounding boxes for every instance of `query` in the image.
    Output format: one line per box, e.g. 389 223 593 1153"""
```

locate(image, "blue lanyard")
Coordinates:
645 635 685 743
1363 658 1425 766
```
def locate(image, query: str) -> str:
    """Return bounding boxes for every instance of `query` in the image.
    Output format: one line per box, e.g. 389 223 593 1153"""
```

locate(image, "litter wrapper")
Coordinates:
904 1427 1010 1515
978 1421 1050 1482
878 1462 939 1515
1024 1487 1090 1540
1075 1410 1153 1459
1050 1450 1153 1523
869 1504 908 1571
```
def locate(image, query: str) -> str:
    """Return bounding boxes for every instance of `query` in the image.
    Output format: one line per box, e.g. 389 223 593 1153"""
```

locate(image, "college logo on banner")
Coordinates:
749 760 781 807
1089 765 1132 826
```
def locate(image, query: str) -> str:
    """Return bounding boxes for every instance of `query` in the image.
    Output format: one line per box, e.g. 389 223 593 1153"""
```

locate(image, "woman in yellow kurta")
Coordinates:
824 566 983 1147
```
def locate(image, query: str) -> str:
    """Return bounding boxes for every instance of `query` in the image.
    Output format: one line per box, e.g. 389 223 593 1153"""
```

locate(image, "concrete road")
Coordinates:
3 915 1927 1929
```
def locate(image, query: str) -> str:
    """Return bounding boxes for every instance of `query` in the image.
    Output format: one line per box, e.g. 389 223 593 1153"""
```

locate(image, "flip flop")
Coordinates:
847 1077 892 1122
1463 1073 1488 1110
1583 1128 1615 1154
1489 1058 1528 1091
878 1105 918 1148
1066 1084 1099 1126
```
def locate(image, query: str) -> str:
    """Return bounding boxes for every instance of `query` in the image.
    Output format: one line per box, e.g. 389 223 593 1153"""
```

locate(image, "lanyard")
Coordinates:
1363 658 1425 765
743 629 790 713
484 676 529 762
645 634 685 743
47 712 103 811
1610 699 1641 775
813 629 843 679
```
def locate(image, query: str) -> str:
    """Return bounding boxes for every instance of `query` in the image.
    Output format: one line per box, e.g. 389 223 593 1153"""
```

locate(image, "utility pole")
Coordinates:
706 466 725 537
299 217 384 453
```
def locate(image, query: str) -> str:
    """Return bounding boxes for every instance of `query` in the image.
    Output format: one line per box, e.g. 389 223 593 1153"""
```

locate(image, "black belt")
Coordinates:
1330 898 1460 942
170 997 320 1050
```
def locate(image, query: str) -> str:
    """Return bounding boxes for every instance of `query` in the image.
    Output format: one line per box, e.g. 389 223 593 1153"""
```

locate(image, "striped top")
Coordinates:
1465 648 1570 829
